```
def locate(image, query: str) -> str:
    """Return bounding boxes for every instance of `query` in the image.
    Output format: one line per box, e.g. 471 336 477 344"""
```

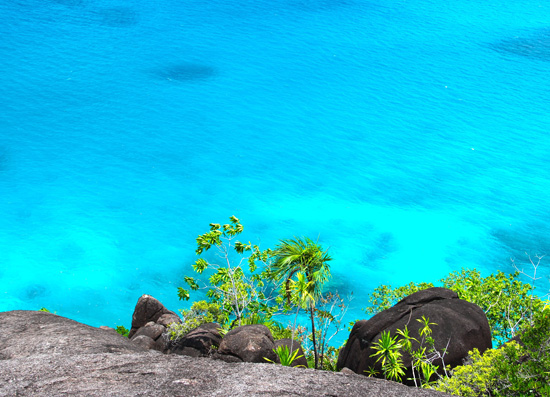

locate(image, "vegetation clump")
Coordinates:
362 255 550 395
116 325 130 337
176 216 347 370
431 307 550 396
173 216 550 394
166 300 225 341
364 268 544 343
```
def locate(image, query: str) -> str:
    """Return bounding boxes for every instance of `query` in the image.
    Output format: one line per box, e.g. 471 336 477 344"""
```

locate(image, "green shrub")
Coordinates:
264 345 305 367
116 325 130 337
364 268 544 344
167 300 225 341
431 347 502 396
431 307 550 396
366 316 441 386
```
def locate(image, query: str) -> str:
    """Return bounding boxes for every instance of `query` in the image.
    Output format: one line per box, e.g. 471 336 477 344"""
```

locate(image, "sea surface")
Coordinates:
1 0 549 335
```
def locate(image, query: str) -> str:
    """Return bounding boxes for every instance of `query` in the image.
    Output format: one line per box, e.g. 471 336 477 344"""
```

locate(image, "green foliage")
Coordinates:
431 307 550 396
264 345 305 367
270 237 332 304
38 307 58 314
238 312 294 340
116 325 130 337
306 351 316 369
177 217 348 372
267 322 295 340
269 236 332 369
364 268 544 344
441 269 542 342
320 346 340 371
167 300 225 341
367 317 442 386
431 347 503 396
370 330 406 381
177 216 276 328
364 282 435 316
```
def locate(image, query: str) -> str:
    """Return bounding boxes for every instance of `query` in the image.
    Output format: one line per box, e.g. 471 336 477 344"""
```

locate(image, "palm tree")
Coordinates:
270 237 332 369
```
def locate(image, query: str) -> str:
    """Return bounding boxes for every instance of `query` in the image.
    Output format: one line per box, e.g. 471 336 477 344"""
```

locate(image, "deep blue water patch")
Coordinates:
24 285 49 300
92 7 139 28
492 28 550 61
0 148 8 172
50 0 83 6
152 63 217 82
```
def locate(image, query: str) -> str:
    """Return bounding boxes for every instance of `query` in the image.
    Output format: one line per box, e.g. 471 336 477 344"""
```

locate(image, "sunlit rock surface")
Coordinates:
0 310 453 396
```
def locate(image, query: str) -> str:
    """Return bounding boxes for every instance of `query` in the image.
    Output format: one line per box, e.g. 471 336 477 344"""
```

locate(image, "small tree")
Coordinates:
269 237 332 369
178 216 276 327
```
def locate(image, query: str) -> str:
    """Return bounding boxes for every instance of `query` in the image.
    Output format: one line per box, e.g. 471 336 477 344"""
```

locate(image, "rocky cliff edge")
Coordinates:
0 310 453 396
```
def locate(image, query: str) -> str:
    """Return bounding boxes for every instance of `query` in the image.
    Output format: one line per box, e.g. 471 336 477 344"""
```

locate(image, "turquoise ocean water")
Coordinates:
1 0 549 332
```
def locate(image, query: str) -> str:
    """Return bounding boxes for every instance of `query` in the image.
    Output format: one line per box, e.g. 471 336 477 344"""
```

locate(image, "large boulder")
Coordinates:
216 324 277 363
169 322 222 357
274 338 308 368
337 287 492 380
0 310 452 396
128 294 180 338
128 295 181 353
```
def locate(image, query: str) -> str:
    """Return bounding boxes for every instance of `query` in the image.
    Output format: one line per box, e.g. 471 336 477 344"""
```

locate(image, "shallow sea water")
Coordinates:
1 0 549 333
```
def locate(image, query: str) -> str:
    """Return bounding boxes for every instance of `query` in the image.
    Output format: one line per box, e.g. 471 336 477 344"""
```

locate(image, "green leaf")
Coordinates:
193 258 208 273
184 276 199 291
177 287 190 301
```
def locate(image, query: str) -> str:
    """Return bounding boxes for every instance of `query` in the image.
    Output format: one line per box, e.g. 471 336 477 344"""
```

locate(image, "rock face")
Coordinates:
0 310 452 396
128 294 181 352
338 287 492 380
169 322 222 357
274 338 309 368
216 324 277 363
0 310 147 360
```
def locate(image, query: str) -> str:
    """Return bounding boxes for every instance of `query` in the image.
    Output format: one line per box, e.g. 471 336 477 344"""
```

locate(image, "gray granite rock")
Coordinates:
0 310 146 359
0 310 453 396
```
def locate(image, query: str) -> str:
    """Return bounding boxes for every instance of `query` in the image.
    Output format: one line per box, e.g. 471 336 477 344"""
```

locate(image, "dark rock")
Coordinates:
169 322 222 357
132 335 157 350
128 294 178 338
131 321 165 341
154 332 172 353
274 338 308 368
213 351 243 363
127 295 181 353
338 287 492 381
174 346 203 357
217 324 277 363
156 313 181 327
0 310 452 396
